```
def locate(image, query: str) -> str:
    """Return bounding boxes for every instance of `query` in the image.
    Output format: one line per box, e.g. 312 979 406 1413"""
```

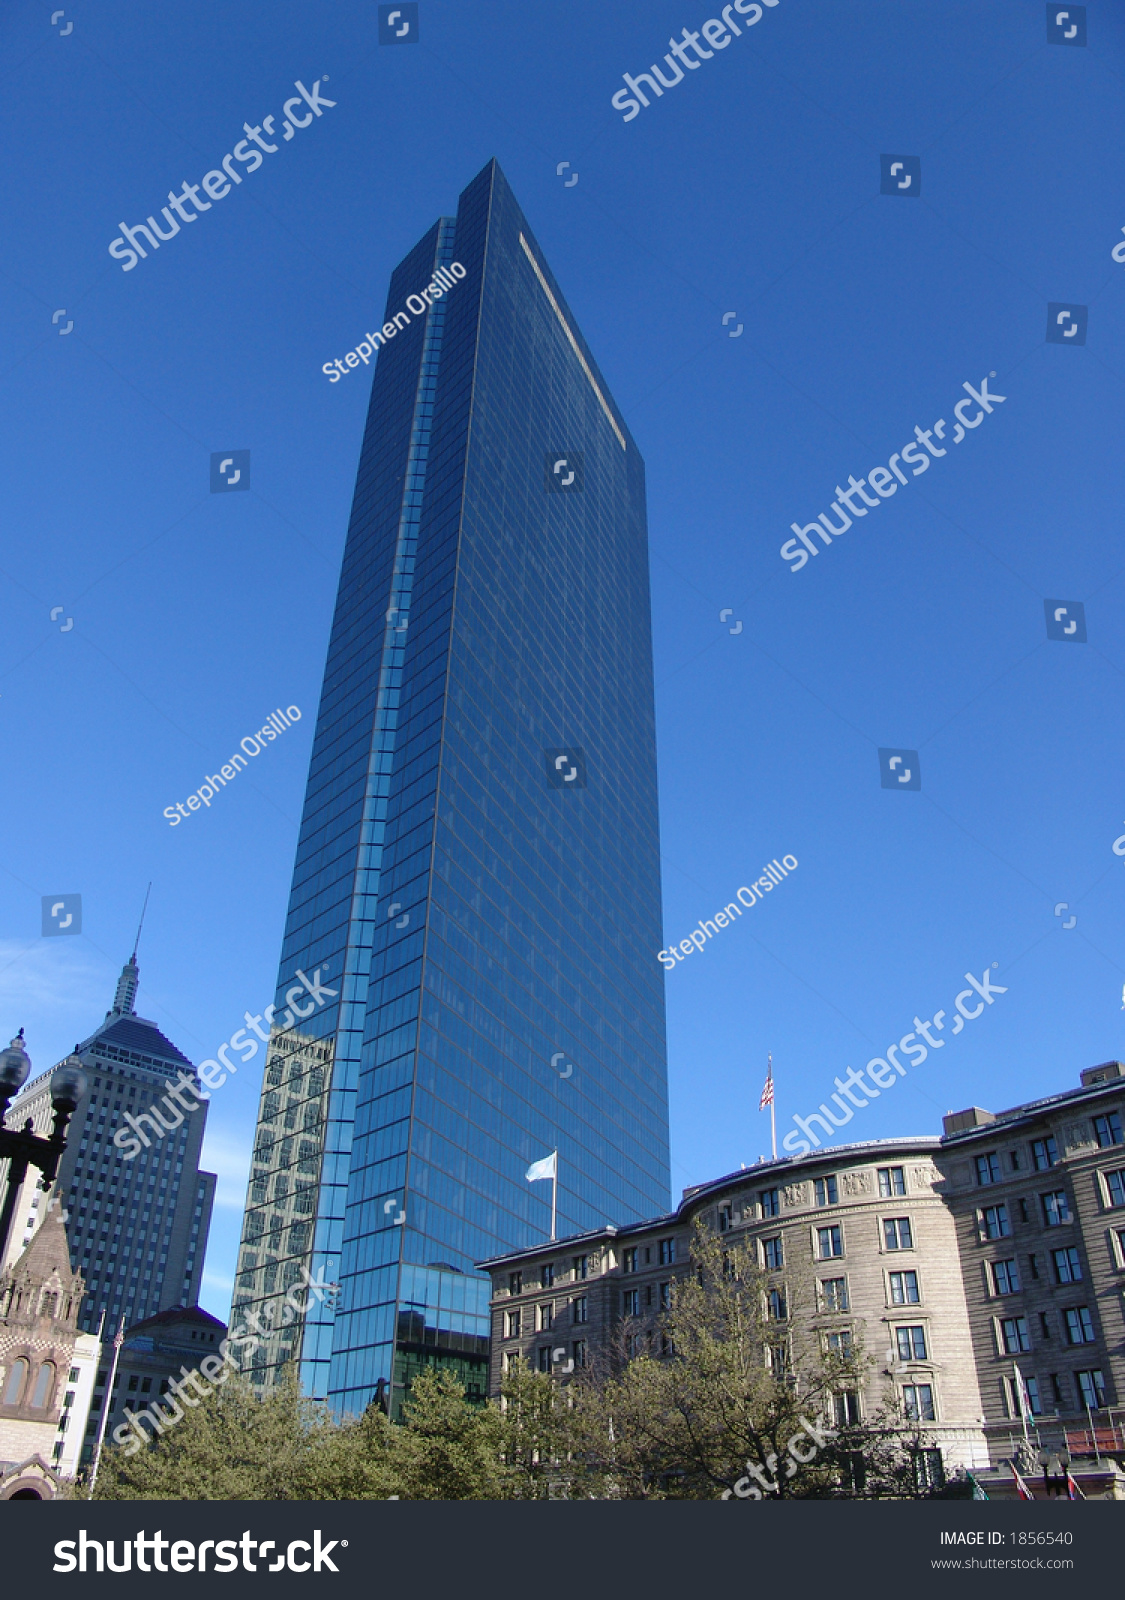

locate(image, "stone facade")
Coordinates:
481 1062 1125 1485
0 1196 92 1492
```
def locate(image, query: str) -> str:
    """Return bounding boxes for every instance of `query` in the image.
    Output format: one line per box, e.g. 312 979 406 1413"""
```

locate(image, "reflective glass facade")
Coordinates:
233 161 669 1418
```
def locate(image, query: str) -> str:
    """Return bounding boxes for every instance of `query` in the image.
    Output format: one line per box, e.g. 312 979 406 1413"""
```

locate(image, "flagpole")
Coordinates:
551 1168 557 1242
770 1089 777 1161
88 1316 125 1495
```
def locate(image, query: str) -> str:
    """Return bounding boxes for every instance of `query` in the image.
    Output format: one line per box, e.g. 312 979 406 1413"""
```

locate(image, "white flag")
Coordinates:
526 1151 557 1184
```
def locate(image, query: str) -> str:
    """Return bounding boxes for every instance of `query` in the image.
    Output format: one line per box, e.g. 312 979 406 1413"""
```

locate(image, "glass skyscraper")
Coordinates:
233 160 670 1418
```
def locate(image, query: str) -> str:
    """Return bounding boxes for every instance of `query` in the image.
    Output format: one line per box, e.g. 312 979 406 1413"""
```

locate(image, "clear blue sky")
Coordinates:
3 0 1123 1319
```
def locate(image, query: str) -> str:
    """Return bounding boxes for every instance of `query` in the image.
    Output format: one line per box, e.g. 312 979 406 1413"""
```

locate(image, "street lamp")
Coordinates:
0 1033 87 1267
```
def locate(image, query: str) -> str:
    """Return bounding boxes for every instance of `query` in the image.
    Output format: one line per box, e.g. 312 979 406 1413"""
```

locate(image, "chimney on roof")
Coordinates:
942 1106 996 1136
1080 1061 1125 1087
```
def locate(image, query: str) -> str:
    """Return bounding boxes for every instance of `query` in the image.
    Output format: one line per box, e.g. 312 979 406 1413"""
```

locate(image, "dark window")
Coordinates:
835 1391 861 1426
1076 1370 1105 1408
821 1277 849 1311
509 1271 522 1296
1039 1312 1051 1340
817 1225 843 1260
573 1255 588 1281
760 1188 779 1218
572 1295 588 1325
1041 1191 1071 1226
1032 1137 1059 1171
541 1263 554 1289
537 1346 551 1373
913 1449 945 1492
903 1384 935 1422
981 1205 1009 1240
1105 1170 1125 1208
658 1238 675 1266
1063 1306 1095 1345
718 1204 733 1233
976 1153 1001 1185
896 1325 927 1361
622 1289 639 1317
762 1236 783 1270
572 1340 587 1369
814 1176 838 1207
992 1259 1020 1295
768 1287 787 1321
999 1316 1030 1354
1093 1112 1122 1149
622 1247 637 1274
1053 1246 1081 1284
658 1281 671 1311
884 1217 913 1250
878 1167 906 1198
889 1270 919 1305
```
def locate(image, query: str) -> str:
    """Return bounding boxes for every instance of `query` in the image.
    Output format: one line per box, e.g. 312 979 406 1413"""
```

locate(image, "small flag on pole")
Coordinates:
526 1150 559 1240
1066 1471 1085 1500
1009 1461 1035 1501
966 1471 989 1501
758 1061 774 1110
759 1054 776 1159
525 1152 557 1184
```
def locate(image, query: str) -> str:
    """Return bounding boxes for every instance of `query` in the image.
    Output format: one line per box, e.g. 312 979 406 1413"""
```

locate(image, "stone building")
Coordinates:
87 1303 227 1459
0 1196 100 1498
480 1061 1125 1493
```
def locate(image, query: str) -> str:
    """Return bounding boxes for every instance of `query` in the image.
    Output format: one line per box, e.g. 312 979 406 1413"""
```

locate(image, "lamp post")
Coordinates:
0 1031 87 1268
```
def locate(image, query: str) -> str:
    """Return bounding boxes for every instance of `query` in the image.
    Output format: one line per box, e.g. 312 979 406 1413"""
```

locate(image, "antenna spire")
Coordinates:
133 883 152 959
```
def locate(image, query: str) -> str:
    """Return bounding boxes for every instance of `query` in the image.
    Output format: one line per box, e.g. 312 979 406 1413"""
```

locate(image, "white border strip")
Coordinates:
519 232 626 451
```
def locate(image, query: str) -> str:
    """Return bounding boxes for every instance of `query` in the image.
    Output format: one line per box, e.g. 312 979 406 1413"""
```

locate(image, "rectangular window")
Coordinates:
890 1270 920 1305
762 1236 783 1271
826 1329 852 1357
1094 1112 1123 1148
767 1287 787 1320
992 1259 1020 1295
835 1391 861 1427
976 1152 1001 1185
539 1303 553 1331
1105 1170 1125 1208
572 1339 587 1368
537 1346 551 1373
718 1204 733 1233
1063 1306 1095 1345
878 1167 906 1198
622 1247 637 1274
903 1384 935 1422
541 1263 554 1289
1009 1149 1024 1171
1000 1316 1030 1354
573 1255 588 1280
981 1205 1010 1240
913 1448 946 1492
896 1325 928 1362
504 1309 522 1338
821 1277 849 1312
1041 1190 1071 1226
1032 1136 1059 1171
817 1225 843 1260
1076 1369 1106 1409
883 1217 914 1250
658 1281 671 1310
572 1295 588 1325
1039 1312 1052 1340
1050 1373 1066 1406
658 1238 676 1266
509 1271 522 1296
622 1289 639 1317
814 1175 839 1207
1053 1246 1082 1284
760 1188 779 1219
1024 1375 1042 1416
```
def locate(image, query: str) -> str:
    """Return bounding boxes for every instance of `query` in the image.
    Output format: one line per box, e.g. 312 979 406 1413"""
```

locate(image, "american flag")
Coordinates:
759 1056 774 1111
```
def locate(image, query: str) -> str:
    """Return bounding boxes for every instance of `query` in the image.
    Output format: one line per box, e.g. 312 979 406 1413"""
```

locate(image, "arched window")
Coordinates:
31 1361 56 1409
3 1358 29 1405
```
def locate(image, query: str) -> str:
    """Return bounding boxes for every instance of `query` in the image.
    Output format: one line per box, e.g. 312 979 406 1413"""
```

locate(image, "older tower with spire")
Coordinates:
2 945 216 1361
